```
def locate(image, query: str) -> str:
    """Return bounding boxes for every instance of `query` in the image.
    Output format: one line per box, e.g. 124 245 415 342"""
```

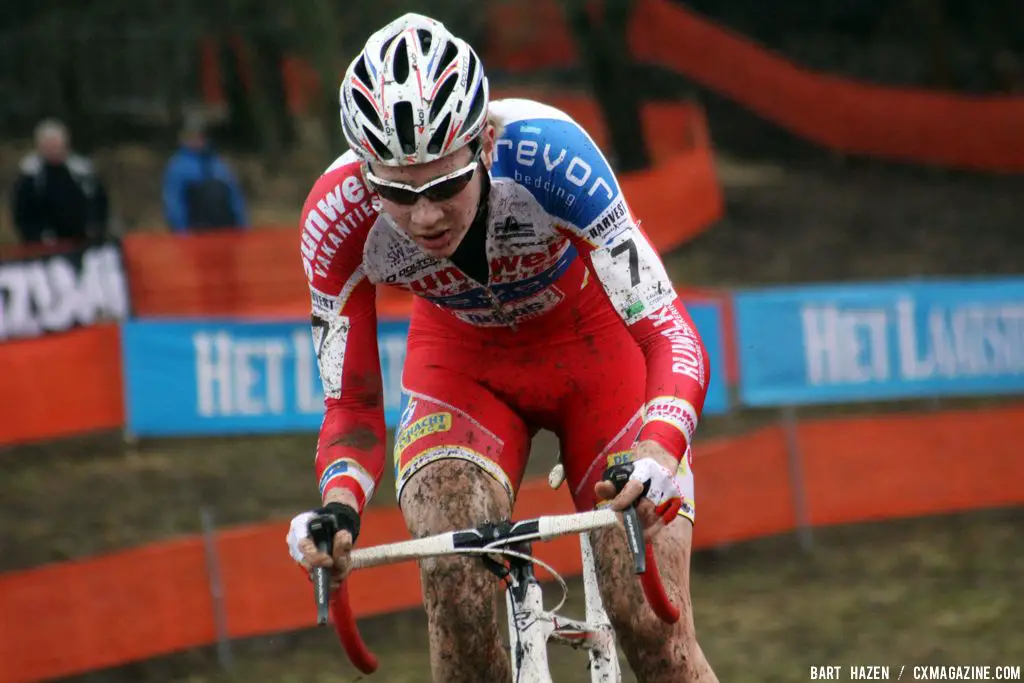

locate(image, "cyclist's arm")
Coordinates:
574 227 709 462
543 126 709 463
300 162 386 514
311 279 385 512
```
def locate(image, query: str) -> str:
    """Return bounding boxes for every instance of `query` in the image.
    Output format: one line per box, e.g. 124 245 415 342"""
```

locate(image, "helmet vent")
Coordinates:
417 29 432 53
393 101 416 155
352 89 382 131
427 113 452 155
430 73 457 123
392 38 410 84
460 80 486 136
353 57 373 89
363 126 394 161
433 41 459 80
465 53 478 91
379 35 397 60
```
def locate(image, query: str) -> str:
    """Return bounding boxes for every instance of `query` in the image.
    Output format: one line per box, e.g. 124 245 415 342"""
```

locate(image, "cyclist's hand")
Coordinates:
286 500 360 592
594 441 682 538
293 523 353 591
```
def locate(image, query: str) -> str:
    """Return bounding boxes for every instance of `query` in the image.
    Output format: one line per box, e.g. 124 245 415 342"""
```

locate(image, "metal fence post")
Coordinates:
782 406 814 552
201 507 235 672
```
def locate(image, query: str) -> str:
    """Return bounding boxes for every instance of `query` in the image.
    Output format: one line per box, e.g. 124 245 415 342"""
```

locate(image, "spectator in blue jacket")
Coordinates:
162 117 249 233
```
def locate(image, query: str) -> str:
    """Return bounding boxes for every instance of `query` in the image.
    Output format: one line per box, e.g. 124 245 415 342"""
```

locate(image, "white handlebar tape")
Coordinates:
348 509 617 570
537 508 617 540
350 533 456 570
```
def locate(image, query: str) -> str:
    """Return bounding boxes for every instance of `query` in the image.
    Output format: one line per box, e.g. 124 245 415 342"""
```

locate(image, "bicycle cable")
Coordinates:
451 545 570 616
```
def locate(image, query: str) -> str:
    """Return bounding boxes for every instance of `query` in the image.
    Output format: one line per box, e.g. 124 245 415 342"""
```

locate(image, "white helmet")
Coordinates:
339 13 489 166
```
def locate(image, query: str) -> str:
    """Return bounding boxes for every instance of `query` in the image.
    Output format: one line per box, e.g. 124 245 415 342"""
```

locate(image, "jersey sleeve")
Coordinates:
586 228 711 461
494 106 710 461
300 155 385 513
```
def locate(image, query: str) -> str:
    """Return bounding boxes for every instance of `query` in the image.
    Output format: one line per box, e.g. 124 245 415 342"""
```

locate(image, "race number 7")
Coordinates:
311 314 330 359
610 237 640 288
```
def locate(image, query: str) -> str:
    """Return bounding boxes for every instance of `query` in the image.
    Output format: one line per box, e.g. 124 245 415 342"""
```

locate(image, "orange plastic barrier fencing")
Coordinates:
120 229 312 320
484 0 1024 172
798 409 1024 526
631 0 1024 172
0 324 124 447
2 405 1021 683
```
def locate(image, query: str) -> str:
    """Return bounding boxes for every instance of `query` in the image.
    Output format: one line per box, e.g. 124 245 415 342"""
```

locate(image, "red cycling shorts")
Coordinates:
393 283 695 522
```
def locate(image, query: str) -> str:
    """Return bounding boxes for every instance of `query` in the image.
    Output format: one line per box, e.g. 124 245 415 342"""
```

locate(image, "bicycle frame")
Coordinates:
504 531 620 682
320 508 678 681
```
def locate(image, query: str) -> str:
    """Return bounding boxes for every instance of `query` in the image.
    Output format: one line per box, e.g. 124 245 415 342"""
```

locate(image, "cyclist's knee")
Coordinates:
419 551 497 636
400 458 510 614
400 457 510 537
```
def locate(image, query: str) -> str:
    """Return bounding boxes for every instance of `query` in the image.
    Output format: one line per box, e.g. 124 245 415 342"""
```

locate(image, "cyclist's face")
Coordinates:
368 124 495 259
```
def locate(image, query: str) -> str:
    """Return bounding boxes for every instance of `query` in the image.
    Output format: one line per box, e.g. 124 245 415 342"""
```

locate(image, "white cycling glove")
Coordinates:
605 457 684 523
632 458 683 508
285 501 362 565
286 511 317 564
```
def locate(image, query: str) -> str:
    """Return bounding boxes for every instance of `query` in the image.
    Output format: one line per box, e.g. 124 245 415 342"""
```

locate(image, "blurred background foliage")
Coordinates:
1 0 1020 170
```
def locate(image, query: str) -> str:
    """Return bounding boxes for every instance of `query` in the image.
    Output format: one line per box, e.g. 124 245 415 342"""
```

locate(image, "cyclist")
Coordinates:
286 13 719 683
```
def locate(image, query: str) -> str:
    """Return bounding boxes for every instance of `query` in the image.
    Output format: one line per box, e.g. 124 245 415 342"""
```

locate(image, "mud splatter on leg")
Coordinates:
592 520 719 683
401 459 513 682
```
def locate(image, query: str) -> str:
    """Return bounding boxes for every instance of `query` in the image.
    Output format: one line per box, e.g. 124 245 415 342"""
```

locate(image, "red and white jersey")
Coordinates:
300 98 709 511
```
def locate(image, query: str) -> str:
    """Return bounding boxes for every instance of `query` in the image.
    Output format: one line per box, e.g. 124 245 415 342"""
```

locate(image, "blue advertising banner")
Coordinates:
123 319 410 437
734 278 1024 406
123 300 730 437
686 301 730 415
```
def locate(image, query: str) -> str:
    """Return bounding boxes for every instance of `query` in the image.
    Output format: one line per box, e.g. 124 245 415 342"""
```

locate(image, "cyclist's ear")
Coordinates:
480 122 498 170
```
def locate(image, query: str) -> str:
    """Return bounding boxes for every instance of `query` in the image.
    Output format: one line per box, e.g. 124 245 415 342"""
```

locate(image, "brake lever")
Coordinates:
307 513 338 625
621 506 647 574
603 464 680 622
604 463 648 575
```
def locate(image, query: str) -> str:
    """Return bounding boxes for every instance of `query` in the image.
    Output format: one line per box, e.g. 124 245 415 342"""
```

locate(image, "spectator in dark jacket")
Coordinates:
162 117 249 233
11 119 109 244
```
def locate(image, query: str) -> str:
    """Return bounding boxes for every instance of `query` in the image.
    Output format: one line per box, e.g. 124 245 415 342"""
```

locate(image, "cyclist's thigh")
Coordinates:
396 360 524 682
558 323 695 522
395 361 532 517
